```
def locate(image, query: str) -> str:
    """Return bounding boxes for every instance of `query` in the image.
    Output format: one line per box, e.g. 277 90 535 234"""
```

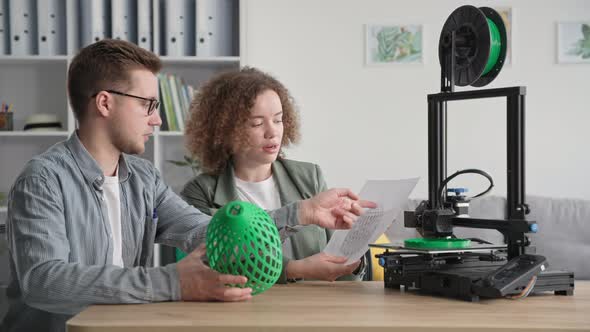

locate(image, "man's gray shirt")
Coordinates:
0 133 299 332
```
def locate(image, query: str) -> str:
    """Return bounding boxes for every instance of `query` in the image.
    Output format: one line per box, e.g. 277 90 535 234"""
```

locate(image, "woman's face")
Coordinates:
232 89 284 168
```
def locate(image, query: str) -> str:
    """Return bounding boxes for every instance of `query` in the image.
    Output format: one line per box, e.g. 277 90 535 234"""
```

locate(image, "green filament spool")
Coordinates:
482 18 502 76
206 201 282 295
438 5 507 87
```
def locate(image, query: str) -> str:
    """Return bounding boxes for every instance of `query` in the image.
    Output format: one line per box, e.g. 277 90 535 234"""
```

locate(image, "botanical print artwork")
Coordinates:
366 24 423 65
493 7 513 65
558 22 590 63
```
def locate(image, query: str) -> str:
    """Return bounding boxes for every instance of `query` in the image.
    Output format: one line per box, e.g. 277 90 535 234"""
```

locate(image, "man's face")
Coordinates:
232 89 284 168
109 69 161 155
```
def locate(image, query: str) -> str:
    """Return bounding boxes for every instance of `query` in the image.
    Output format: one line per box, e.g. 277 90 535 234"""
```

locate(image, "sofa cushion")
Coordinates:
384 195 589 279
526 195 590 280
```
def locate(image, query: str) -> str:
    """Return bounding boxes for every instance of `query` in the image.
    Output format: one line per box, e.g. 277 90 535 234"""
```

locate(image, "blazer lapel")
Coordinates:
213 163 239 209
272 160 305 205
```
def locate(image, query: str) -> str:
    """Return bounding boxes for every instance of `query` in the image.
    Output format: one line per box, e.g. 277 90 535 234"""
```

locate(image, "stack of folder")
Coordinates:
0 0 237 56
0 0 7 55
80 0 238 56
163 0 236 56
0 0 66 56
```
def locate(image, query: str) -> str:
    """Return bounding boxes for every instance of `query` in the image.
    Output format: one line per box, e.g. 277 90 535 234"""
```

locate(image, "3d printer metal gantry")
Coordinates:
374 5 574 301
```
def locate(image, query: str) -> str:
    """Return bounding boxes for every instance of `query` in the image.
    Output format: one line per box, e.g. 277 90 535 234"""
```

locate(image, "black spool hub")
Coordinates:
438 5 507 87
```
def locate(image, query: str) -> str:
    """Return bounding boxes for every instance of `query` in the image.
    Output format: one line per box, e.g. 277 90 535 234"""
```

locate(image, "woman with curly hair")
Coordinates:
181 67 363 283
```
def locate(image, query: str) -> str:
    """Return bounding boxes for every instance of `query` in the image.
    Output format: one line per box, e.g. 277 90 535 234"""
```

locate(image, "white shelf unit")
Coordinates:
0 131 70 137
0 0 245 262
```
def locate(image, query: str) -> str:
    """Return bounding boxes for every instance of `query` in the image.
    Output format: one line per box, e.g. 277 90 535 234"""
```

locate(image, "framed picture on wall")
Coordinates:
557 22 590 63
365 24 423 65
492 6 513 65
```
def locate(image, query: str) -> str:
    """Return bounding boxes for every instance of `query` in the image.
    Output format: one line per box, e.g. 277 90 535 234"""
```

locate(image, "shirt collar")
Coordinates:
65 131 132 188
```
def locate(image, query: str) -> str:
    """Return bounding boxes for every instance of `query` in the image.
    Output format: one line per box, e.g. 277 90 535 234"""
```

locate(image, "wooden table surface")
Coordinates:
67 281 590 332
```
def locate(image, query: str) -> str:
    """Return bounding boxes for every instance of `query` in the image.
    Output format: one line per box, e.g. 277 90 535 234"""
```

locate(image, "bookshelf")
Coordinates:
0 0 245 267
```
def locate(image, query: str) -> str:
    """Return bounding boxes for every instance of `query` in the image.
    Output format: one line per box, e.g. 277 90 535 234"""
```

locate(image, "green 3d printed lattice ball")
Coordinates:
206 201 282 295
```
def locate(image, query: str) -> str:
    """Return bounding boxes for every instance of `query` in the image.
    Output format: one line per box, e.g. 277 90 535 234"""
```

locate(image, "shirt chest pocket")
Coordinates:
135 190 158 266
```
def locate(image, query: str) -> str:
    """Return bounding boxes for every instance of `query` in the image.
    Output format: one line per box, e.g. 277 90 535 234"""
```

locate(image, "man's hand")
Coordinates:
177 245 252 302
299 188 377 229
286 253 360 281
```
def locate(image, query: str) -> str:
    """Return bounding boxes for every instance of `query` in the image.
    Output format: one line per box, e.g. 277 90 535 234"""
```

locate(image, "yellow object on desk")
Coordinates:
370 233 389 281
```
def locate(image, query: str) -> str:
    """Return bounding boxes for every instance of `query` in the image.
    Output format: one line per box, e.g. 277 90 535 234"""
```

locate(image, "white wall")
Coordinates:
243 0 590 200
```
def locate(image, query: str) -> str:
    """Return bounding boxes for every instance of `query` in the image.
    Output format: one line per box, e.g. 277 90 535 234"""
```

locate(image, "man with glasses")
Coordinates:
93 90 160 116
0 39 374 332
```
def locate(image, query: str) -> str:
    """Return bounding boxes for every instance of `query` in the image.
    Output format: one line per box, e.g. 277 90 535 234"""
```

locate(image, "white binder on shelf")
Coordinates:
137 0 152 50
9 0 37 55
80 0 107 47
36 0 66 55
65 0 80 55
195 0 235 57
164 0 195 56
0 0 7 54
111 0 136 43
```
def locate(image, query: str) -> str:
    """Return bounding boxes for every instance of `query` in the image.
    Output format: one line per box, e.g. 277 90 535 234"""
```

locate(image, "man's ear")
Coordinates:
94 91 112 118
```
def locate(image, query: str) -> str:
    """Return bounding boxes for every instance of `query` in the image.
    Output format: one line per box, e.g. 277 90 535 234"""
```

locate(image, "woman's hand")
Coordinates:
286 252 361 281
298 188 377 229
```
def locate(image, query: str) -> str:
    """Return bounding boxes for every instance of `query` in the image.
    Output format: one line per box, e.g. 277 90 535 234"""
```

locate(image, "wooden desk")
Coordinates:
67 281 590 332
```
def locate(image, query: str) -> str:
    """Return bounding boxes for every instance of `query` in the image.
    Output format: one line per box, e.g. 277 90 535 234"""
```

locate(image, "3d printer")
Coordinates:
372 5 575 301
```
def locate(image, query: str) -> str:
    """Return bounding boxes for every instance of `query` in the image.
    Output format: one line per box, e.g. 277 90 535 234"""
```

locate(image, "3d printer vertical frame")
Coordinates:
426 87 528 253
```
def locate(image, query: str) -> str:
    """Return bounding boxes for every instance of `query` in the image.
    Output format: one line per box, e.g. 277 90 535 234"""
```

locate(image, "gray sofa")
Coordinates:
385 195 590 280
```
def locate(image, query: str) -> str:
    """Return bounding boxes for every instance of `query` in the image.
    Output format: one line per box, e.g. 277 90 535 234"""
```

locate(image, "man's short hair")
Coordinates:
67 39 162 121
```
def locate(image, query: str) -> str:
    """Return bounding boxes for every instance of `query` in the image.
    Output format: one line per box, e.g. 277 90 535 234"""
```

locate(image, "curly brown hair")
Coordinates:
185 67 300 174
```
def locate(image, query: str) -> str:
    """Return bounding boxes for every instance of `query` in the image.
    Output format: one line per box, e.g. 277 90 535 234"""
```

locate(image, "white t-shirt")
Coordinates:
234 175 295 259
103 172 124 268
234 175 282 211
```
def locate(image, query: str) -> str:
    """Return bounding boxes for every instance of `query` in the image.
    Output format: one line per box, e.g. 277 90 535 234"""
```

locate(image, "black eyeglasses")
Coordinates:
92 90 160 116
